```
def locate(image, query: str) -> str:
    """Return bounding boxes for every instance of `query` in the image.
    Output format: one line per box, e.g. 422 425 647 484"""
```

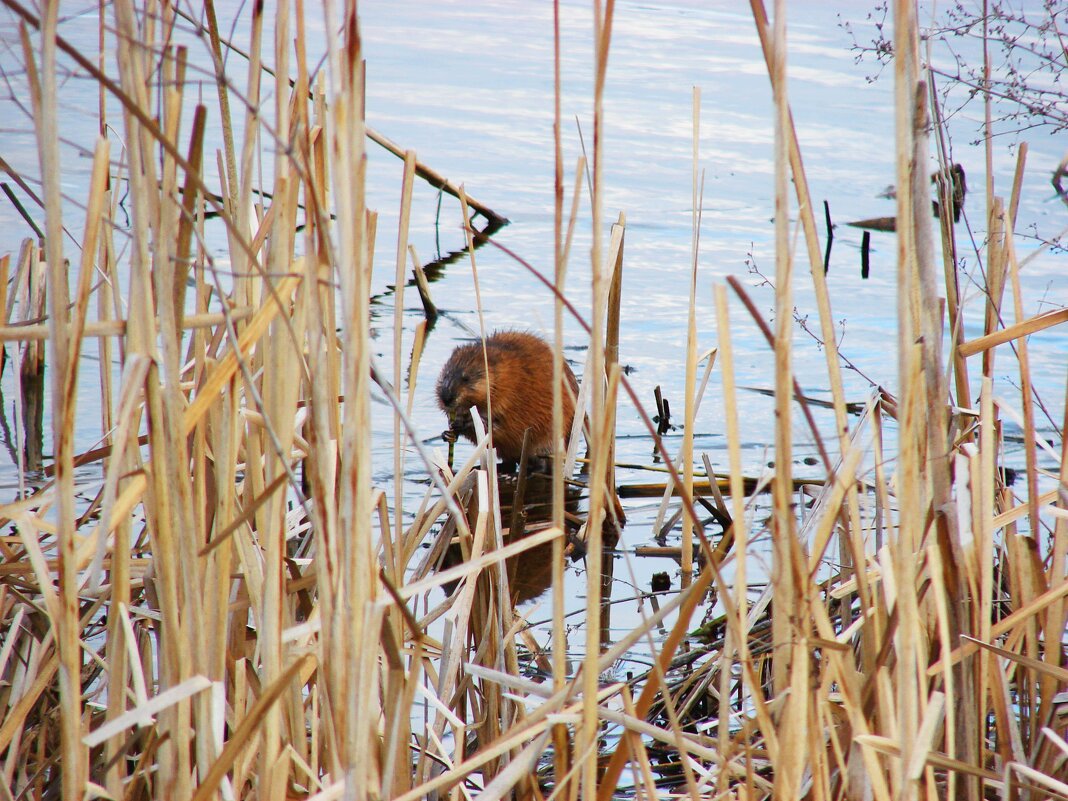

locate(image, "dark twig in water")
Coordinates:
653 385 673 436
822 199 833 273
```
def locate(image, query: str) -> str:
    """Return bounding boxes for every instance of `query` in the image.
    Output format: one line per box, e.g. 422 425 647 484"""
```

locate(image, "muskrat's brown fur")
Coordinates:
436 331 579 463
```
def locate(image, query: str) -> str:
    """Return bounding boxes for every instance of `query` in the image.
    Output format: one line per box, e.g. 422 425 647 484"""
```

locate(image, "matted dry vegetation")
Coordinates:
0 0 1065 799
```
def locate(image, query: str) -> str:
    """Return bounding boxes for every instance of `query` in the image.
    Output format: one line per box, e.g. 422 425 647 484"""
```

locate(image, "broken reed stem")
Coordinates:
605 211 625 536
1002 146 1042 553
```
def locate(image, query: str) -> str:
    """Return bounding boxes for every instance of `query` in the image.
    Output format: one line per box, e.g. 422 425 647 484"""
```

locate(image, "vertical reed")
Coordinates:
680 87 700 584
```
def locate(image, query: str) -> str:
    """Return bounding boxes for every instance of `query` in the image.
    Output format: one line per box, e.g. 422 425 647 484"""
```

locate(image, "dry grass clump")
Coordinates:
0 0 1064 800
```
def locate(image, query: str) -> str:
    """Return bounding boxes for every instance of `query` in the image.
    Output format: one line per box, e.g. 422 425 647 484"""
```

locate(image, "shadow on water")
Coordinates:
370 213 508 309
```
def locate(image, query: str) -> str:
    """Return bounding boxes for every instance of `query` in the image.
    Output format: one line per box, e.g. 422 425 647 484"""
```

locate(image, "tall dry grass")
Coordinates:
0 0 1064 799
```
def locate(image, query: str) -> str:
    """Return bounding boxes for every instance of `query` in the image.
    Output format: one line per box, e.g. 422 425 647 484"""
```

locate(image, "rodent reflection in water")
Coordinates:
438 472 584 604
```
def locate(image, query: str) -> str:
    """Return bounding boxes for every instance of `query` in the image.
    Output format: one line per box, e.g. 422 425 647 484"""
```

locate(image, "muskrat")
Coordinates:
436 331 579 464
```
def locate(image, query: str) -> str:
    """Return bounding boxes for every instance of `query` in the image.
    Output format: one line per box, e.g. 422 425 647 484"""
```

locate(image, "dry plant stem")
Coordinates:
928 72 971 414
392 151 417 593
713 282 753 786
236 1 266 306
581 2 615 798
552 2 572 791
681 87 700 584
203 0 240 207
768 5 808 796
322 0 375 786
24 3 85 794
769 0 794 699
605 212 626 532
1048 375 1068 720
1001 148 1041 549
958 307 1068 357
892 1 931 795
749 3 865 647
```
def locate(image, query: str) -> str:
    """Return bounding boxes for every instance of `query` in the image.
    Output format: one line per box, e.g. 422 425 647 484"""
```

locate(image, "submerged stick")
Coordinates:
822 199 833 272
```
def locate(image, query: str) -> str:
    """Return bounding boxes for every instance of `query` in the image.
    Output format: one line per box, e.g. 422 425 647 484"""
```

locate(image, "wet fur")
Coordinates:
436 331 579 462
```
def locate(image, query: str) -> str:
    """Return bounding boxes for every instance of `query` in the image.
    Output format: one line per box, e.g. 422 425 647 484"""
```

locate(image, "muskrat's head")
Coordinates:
436 344 489 443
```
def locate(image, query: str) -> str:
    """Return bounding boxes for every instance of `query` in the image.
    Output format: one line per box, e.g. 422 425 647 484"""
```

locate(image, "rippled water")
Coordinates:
355 0 1067 646
1 0 1064 664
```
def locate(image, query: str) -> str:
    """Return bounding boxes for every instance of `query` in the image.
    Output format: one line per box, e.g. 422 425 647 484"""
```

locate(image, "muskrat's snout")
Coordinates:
435 354 486 442
436 369 467 415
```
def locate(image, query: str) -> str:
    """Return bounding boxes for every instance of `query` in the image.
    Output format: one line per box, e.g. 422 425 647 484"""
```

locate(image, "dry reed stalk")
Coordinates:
389 151 417 593
680 87 701 585
0 307 260 342
579 1 616 797
604 212 625 537
709 281 751 790
891 1 933 796
959 307 1068 358
21 3 86 797
768 0 798 726
551 5 576 793
930 80 972 416
1001 181 1043 567
750 10 869 699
